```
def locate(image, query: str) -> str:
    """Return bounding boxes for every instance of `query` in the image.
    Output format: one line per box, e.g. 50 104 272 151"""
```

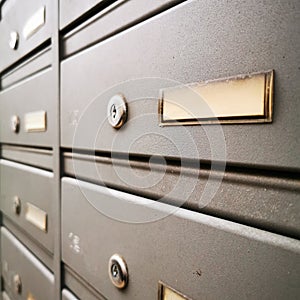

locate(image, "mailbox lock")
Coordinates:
108 254 128 289
13 196 21 215
11 115 20 133
13 274 22 294
9 31 19 50
107 94 127 129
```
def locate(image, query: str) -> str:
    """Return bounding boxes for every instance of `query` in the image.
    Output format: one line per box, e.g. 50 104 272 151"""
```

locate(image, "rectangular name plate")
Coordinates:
24 110 47 132
23 6 46 40
159 71 273 125
25 203 47 232
158 282 192 300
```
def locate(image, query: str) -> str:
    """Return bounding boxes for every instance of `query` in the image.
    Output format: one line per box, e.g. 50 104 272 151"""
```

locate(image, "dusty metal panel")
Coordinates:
0 68 55 147
62 0 184 56
0 159 54 253
0 0 53 73
61 177 300 299
63 152 300 239
1 227 55 299
61 0 300 170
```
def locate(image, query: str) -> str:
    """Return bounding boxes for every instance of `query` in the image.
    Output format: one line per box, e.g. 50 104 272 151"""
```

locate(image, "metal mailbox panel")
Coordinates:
60 0 182 31
62 177 300 299
2 291 11 300
61 0 300 170
1 145 53 171
0 159 54 253
62 289 79 300
62 0 184 56
63 152 300 238
0 68 55 147
1 227 55 300
60 0 106 29
0 0 52 72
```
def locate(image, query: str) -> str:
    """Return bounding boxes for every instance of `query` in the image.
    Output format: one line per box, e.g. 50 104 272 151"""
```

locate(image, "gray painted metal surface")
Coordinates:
61 0 300 170
2 291 11 300
1 227 55 300
0 159 54 253
0 1 299 299
0 0 53 73
0 68 55 147
1 46 52 90
62 0 184 56
1 145 53 170
62 289 79 300
64 268 106 300
64 152 300 238
62 177 300 299
60 0 107 29
2 215 53 271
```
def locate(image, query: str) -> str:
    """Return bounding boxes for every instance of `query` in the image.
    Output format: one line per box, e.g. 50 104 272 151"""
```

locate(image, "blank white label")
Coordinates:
25 203 47 232
23 6 45 40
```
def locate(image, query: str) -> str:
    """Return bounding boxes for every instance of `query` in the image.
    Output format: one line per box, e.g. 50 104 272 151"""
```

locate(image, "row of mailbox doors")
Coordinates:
1 0 300 299
1 0 300 170
1 157 300 299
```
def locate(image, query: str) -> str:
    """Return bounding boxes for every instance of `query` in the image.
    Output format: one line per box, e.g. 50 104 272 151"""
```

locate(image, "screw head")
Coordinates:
13 274 22 294
11 115 20 133
107 94 127 129
13 196 21 215
108 254 128 289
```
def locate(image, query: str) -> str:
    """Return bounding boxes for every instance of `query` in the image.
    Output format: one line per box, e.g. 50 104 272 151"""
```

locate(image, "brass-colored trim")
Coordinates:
158 281 192 300
159 70 274 126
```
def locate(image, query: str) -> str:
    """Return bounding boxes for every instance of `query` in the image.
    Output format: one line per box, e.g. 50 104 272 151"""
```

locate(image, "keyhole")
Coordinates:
111 104 117 119
111 264 119 278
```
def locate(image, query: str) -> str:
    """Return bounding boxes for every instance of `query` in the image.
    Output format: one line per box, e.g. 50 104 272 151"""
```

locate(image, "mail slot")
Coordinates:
61 0 300 170
63 151 300 238
1 227 55 299
1 145 53 171
0 159 54 253
62 0 184 55
60 0 104 29
0 0 53 72
62 177 300 299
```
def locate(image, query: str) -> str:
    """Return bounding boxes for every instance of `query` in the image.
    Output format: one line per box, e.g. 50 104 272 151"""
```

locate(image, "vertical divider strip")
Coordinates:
52 0 62 299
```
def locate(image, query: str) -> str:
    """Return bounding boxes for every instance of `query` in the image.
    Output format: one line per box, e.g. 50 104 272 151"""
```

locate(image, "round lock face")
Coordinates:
107 94 127 129
108 254 128 289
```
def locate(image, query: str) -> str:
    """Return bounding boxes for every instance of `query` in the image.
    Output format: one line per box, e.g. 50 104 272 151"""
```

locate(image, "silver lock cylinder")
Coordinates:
13 196 21 215
13 274 22 294
11 115 20 133
107 94 127 129
9 31 19 50
108 254 128 289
